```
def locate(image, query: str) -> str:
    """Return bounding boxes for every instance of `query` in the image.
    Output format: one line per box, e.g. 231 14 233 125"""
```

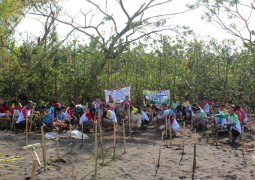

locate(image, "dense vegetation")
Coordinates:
1 0 255 107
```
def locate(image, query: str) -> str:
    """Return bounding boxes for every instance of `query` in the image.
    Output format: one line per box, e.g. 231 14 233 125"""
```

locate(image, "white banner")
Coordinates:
104 87 131 104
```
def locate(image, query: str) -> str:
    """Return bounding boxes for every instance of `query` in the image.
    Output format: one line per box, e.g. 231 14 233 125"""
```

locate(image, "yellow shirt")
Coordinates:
12 103 22 108
35 111 46 121
106 110 111 118
182 101 190 108
107 101 116 108
219 108 227 114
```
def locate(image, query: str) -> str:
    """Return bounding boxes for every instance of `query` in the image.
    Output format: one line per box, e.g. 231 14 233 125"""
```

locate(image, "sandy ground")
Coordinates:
0 118 255 180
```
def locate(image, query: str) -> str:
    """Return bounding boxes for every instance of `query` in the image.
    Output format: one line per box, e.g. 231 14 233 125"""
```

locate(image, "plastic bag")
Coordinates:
66 130 89 139
45 132 57 140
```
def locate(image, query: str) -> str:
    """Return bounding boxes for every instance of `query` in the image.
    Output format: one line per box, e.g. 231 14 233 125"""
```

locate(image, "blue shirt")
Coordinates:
47 113 54 124
211 111 223 125
58 112 65 120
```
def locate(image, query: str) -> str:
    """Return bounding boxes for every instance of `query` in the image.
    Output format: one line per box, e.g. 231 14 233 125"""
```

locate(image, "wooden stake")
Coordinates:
250 108 252 138
31 159 38 180
56 132 60 161
5 112 7 129
33 149 41 166
41 126 47 170
242 125 244 155
128 104 131 143
216 127 218 146
123 119 126 153
98 108 101 127
10 113 15 136
30 105 34 133
211 166 214 180
95 122 98 175
99 126 104 165
169 120 172 146
26 110 28 146
165 117 168 138
71 156 75 180
157 132 164 167
81 118 84 147
182 122 185 154
192 143 196 180
52 107 54 131
70 122 72 153
113 119 116 160
60 113 63 132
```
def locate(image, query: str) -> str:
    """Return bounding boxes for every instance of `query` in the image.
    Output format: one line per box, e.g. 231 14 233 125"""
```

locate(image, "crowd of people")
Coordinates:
0 96 249 144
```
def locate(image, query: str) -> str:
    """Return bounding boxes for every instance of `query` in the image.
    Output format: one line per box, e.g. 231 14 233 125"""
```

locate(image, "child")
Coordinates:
125 108 141 132
16 101 33 130
192 107 208 130
80 107 96 133
11 103 22 119
95 97 102 112
34 106 47 127
103 104 117 130
182 97 191 111
163 110 179 136
0 102 11 117
46 108 62 130
64 102 78 124
171 98 180 113
107 95 116 109
235 105 248 126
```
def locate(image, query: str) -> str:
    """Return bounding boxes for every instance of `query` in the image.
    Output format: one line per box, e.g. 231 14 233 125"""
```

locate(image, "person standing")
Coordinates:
182 97 191 111
171 98 180 113
121 95 132 111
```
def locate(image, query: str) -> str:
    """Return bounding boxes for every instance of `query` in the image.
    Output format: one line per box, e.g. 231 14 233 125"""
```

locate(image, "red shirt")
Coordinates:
201 102 212 108
0 106 8 113
11 108 22 115
85 111 95 121
67 108 73 117
121 101 132 108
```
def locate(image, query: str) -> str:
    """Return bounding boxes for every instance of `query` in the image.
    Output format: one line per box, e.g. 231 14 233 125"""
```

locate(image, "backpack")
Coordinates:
76 105 82 113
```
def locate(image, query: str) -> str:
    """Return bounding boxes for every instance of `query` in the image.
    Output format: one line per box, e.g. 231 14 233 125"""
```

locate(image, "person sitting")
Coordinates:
182 97 191 110
192 107 208 130
163 110 180 136
64 102 78 125
45 103 53 114
219 104 228 114
182 107 195 121
34 106 47 128
107 95 116 110
175 105 182 120
171 98 180 113
103 104 117 130
212 106 241 143
136 106 149 125
46 108 62 130
11 103 22 120
210 106 226 132
11 99 22 108
235 105 248 126
74 104 84 119
161 103 172 124
16 101 34 130
201 98 212 117
125 108 141 132
121 95 132 111
80 107 96 133
0 102 11 117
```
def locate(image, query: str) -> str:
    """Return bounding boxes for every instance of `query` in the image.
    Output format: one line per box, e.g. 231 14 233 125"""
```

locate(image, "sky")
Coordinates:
14 0 252 46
